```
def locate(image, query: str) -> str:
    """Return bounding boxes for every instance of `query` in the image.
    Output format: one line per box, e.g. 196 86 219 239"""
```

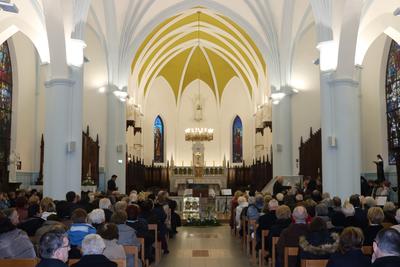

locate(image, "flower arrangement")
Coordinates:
82 177 95 186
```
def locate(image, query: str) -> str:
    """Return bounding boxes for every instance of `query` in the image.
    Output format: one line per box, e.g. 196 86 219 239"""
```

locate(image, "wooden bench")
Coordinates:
148 223 161 264
258 230 269 267
272 236 279 267
247 219 257 263
137 237 146 267
284 247 299 267
0 258 38 267
300 259 328 267
124 245 140 267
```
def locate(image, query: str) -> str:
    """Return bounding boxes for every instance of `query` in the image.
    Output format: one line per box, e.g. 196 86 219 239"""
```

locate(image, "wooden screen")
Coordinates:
82 126 99 185
38 127 99 186
299 127 322 181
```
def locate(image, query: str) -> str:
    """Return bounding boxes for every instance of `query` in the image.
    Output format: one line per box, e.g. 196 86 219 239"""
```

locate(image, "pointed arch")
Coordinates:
154 115 164 162
0 40 13 183
385 40 400 165
232 115 242 163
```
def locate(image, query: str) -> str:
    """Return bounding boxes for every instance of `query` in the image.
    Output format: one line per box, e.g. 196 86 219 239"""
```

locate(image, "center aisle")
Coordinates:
158 225 253 267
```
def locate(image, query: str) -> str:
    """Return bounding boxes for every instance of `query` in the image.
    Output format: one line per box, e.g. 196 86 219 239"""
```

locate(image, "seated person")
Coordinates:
71 234 117 267
36 229 70 267
99 198 113 222
235 196 248 234
364 207 385 246
19 204 45 236
57 191 79 219
0 211 36 259
88 209 106 230
372 228 400 267
247 194 264 223
391 208 400 233
299 217 339 260
67 208 96 258
327 227 371 267
331 197 346 230
97 223 126 260
256 199 278 240
265 205 292 254
276 206 308 267
40 197 58 220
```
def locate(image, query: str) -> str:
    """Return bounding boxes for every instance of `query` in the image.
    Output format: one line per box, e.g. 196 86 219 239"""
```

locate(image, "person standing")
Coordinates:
107 175 118 195
374 154 385 183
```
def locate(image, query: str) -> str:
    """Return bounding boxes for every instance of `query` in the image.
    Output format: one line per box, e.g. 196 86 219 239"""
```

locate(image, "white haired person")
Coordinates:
276 206 309 267
99 198 113 222
88 209 106 230
70 234 117 267
235 196 248 233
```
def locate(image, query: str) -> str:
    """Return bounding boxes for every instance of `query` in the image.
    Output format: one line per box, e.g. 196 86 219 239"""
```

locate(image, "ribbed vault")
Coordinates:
131 7 266 103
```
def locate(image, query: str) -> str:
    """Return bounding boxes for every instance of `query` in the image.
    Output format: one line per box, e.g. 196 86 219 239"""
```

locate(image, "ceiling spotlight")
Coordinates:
0 0 18 13
394 7 400 16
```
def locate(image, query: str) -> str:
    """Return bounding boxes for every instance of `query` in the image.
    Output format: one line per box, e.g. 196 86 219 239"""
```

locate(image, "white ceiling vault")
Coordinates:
1 0 400 102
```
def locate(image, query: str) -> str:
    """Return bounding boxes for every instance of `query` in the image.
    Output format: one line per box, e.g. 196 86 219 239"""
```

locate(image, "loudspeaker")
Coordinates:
67 141 76 153
328 136 337 147
116 144 123 152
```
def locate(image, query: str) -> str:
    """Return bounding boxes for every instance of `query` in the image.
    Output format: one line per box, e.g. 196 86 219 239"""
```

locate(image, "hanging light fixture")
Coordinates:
185 11 214 142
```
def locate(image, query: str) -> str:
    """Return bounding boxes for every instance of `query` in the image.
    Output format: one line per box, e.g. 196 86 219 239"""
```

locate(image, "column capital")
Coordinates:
328 77 359 88
44 78 75 88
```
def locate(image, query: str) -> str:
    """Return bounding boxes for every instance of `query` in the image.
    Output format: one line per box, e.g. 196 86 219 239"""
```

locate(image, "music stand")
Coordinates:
221 189 232 214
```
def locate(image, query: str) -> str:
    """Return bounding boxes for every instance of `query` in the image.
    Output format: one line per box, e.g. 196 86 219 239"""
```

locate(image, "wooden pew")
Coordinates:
124 245 139 267
148 224 160 264
247 219 257 264
258 230 269 267
300 259 328 267
271 236 279 267
284 247 299 267
0 258 38 267
137 237 146 267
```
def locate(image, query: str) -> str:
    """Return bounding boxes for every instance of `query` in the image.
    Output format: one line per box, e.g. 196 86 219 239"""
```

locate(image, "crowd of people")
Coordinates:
230 177 400 267
0 189 181 267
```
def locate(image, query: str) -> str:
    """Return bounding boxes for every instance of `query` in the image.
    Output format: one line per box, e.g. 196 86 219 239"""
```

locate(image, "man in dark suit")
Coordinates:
36 229 70 267
107 174 118 195
372 228 400 267
349 194 368 229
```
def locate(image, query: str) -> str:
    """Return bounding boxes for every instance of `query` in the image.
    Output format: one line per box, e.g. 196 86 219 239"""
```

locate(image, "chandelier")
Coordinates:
183 11 214 143
185 128 214 142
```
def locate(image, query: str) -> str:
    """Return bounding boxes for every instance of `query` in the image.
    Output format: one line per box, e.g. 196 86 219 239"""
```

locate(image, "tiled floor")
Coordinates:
158 225 253 267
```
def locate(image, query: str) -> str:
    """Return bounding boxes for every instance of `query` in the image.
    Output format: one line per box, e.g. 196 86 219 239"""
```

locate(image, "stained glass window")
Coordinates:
0 41 12 182
386 40 400 165
154 116 164 162
232 115 243 163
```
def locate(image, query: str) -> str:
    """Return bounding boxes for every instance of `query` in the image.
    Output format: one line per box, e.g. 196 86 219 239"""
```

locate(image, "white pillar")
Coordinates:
321 72 361 200
106 85 126 194
272 86 293 176
43 67 83 199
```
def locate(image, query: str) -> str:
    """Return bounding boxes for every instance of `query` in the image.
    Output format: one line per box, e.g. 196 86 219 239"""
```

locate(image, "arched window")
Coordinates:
0 41 13 182
386 40 400 165
153 115 164 162
232 115 243 163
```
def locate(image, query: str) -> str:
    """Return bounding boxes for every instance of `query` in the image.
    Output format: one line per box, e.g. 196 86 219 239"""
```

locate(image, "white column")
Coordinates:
106 85 126 194
43 67 83 199
272 86 293 176
321 72 361 200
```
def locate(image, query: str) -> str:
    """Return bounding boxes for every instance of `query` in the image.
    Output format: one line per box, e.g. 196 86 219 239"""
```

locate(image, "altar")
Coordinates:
170 174 227 196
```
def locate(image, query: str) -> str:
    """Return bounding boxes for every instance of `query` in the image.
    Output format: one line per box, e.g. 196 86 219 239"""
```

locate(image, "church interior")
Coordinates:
2 1 400 267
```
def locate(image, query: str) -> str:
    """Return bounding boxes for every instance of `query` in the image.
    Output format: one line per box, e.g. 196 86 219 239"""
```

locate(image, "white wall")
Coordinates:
290 26 321 173
83 26 108 167
11 32 42 173
141 76 254 166
360 34 391 174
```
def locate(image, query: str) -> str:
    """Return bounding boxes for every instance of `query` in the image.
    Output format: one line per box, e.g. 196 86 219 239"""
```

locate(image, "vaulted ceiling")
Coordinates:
131 7 266 103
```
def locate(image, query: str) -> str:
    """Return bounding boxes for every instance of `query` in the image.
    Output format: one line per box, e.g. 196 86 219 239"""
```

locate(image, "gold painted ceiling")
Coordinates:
131 7 266 103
